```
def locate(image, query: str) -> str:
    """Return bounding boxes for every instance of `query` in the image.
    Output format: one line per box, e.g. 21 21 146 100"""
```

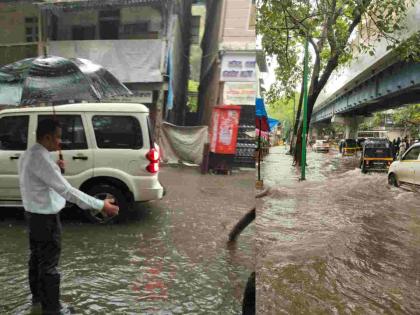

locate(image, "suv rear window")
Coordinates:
92 115 143 149
0 115 29 150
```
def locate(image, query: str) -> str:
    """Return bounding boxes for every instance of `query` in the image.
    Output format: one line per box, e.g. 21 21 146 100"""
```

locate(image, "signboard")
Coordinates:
135 91 153 103
223 82 257 105
220 53 256 82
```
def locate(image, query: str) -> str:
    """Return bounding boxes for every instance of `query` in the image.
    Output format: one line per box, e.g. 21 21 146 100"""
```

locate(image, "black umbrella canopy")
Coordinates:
0 56 132 106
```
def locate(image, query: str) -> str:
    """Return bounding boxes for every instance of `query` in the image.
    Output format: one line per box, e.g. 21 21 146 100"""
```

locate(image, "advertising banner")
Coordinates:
209 105 241 154
223 82 257 105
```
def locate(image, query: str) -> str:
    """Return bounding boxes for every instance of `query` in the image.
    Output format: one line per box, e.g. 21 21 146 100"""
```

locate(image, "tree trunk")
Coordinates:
289 80 305 155
293 93 316 166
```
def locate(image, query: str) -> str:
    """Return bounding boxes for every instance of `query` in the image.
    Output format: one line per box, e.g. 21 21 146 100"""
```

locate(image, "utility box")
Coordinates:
209 105 241 155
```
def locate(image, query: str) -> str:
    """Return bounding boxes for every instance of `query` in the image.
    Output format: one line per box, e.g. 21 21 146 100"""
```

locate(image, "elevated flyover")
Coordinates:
312 1 420 126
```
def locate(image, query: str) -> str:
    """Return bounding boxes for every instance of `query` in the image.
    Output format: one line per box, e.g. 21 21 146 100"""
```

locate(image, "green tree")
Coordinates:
392 104 420 137
266 91 298 140
258 0 415 165
359 105 420 137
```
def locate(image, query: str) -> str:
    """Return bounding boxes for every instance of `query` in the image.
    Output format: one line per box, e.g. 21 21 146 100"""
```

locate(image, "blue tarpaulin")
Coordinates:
255 97 269 131
256 97 267 117
268 117 280 131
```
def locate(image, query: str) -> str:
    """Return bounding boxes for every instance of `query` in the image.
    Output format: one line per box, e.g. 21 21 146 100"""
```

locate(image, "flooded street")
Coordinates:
0 166 254 315
258 146 420 314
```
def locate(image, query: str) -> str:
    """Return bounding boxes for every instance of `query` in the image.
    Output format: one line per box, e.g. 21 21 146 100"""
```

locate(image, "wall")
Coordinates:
220 0 255 46
53 6 162 40
0 1 38 44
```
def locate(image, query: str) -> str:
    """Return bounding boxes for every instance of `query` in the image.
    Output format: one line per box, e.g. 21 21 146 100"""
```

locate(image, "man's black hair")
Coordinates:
36 118 61 140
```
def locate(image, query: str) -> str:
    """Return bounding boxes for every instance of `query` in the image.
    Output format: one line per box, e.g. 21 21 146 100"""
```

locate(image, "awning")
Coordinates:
268 117 280 131
255 97 268 118
256 97 269 132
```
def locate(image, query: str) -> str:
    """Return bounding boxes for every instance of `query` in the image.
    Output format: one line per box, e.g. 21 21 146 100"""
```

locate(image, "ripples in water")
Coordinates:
258 148 420 314
1 206 251 314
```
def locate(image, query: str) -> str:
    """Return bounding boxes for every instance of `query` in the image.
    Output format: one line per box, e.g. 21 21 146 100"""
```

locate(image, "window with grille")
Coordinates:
25 16 38 42
122 22 149 35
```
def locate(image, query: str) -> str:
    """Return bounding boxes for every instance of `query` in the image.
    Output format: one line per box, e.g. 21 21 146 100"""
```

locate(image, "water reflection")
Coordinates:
1 181 253 315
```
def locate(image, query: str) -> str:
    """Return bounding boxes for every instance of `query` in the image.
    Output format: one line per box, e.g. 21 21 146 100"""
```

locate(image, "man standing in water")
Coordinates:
18 118 119 315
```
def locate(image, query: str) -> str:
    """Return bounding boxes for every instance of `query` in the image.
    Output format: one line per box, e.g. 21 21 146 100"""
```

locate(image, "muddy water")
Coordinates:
0 167 254 315
258 146 420 314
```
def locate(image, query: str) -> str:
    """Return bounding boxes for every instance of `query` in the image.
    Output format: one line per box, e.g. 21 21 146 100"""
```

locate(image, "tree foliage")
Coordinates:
257 0 415 164
266 90 299 139
359 105 420 137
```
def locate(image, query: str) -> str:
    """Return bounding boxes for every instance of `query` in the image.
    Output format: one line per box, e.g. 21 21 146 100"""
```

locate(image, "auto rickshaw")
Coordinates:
340 138 358 156
360 138 394 173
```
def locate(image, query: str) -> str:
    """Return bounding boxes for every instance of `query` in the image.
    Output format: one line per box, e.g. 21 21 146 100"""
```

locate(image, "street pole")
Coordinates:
301 36 309 180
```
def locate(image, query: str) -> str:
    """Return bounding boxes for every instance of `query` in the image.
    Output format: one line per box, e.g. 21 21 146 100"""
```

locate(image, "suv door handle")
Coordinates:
10 154 20 160
72 155 88 160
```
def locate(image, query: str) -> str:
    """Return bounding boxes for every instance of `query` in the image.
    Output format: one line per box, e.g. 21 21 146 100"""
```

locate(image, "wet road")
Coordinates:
0 166 254 314
258 146 420 314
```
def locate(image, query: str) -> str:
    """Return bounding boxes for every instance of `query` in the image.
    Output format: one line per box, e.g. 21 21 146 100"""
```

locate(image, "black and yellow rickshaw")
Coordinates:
340 138 358 156
360 138 394 173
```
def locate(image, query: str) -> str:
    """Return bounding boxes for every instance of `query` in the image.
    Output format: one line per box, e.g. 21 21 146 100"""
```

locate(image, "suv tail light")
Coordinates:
146 148 160 173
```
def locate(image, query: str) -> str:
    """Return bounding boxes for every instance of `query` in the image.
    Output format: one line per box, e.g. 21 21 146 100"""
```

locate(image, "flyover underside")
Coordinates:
312 61 420 124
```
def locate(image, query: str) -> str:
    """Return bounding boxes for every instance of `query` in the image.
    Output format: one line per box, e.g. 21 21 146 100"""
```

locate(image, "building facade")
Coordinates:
198 0 266 166
0 0 192 127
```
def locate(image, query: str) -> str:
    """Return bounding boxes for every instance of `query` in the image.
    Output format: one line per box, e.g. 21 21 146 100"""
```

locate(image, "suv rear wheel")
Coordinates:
84 184 129 224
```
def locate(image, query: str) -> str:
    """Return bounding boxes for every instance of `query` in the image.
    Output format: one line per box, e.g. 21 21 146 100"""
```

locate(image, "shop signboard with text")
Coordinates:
223 82 257 105
220 53 256 82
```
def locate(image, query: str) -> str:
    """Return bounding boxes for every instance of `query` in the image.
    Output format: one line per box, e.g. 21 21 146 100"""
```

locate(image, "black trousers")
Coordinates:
26 212 62 315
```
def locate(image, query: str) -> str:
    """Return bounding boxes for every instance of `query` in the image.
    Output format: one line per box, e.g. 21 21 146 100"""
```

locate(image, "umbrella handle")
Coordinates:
59 152 65 174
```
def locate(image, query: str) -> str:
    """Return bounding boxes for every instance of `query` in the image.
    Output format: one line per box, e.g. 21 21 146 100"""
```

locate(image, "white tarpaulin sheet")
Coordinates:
160 122 208 165
49 39 164 83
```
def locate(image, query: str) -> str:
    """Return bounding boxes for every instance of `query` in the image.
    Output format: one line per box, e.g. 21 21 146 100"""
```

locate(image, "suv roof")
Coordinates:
0 102 149 114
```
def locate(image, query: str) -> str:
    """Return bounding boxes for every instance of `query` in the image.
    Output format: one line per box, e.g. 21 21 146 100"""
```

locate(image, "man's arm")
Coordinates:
33 154 117 215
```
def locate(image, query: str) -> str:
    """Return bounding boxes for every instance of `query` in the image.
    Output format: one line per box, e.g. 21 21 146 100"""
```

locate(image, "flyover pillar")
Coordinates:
310 123 330 140
343 116 364 139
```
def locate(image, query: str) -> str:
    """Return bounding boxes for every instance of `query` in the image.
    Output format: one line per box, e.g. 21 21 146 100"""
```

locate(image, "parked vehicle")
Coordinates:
313 140 330 152
340 139 358 156
360 138 394 173
0 103 164 223
388 142 420 187
356 137 366 151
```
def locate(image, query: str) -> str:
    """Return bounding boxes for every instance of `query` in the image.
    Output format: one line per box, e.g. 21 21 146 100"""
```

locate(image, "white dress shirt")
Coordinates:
18 143 104 214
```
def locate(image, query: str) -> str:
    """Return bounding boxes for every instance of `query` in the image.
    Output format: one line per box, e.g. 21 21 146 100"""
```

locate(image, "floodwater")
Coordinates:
258 146 420 314
0 167 254 315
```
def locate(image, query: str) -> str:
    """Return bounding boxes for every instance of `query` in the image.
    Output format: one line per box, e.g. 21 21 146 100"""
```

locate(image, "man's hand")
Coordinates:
56 159 65 170
102 198 119 217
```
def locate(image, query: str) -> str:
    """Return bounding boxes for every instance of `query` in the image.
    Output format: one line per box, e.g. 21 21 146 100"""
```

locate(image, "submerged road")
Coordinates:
258 146 420 314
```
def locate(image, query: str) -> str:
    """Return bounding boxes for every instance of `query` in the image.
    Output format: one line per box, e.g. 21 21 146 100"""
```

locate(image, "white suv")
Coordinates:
388 142 420 188
0 103 163 222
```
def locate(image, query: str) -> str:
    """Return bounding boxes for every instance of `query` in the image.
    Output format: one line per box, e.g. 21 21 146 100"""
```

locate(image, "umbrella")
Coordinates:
0 55 133 174
0 55 132 106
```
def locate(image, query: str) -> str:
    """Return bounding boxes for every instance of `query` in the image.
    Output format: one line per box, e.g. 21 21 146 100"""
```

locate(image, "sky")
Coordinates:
256 35 277 91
